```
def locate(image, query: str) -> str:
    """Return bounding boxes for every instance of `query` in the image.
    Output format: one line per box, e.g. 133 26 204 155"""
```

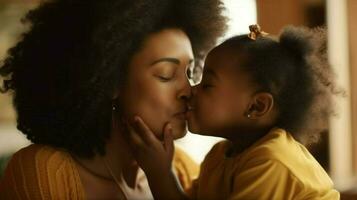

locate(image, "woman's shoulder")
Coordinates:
0 144 84 199
12 144 71 168
172 146 199 191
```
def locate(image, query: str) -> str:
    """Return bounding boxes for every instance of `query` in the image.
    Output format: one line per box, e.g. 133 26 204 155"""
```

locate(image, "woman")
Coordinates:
0 0 227 199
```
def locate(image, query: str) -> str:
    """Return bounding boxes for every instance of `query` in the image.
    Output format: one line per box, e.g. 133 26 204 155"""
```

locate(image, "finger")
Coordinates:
132 116 159 145
163 123 175 160
126 120 146 148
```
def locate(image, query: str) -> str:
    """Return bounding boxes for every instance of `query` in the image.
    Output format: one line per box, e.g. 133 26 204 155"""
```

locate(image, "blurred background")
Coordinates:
0 0 356 198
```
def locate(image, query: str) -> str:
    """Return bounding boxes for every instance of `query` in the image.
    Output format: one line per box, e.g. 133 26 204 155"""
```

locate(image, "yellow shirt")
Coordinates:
0 144 198 199
188 128 340 200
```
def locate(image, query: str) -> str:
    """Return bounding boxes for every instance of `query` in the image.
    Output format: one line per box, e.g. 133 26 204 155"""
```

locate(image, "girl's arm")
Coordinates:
127 116 190 200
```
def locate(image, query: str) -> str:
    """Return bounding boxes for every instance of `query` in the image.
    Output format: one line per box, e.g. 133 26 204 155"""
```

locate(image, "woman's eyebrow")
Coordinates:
150 58 180 65
150 58 194 66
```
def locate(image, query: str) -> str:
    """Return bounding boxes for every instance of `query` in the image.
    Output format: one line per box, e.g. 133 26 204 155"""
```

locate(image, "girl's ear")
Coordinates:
246 92 274 119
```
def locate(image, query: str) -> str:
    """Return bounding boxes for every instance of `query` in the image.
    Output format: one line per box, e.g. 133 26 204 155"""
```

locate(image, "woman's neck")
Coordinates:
106 129 140 188
74 125 140 189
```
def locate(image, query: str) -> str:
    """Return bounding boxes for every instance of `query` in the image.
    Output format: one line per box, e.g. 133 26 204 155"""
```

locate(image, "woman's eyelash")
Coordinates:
157 76 172 81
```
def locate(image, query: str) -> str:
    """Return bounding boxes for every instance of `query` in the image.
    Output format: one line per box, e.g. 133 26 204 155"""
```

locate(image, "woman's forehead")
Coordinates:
143 29 191 50
134 28 194 63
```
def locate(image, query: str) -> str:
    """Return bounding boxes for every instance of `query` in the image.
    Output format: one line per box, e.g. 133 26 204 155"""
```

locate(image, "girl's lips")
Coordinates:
185 109 194 118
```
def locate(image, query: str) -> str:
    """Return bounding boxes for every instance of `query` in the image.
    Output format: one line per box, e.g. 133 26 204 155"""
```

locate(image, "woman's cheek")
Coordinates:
135 89 172 137
139 104 165 137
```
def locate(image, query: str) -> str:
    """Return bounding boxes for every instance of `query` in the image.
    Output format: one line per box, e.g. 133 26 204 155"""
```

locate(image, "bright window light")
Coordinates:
222 0 257 39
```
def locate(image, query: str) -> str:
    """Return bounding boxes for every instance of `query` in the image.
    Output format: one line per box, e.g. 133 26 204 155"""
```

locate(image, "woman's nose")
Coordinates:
178 76 192 101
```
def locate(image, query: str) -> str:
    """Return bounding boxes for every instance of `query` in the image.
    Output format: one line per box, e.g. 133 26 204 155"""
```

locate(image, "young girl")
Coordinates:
128 25 340 200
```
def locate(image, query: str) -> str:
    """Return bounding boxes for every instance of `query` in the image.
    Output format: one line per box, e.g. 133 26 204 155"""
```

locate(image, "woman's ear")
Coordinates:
246 92 274 119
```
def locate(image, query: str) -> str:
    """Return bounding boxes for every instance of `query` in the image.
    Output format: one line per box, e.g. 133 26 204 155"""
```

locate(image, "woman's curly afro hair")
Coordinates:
0 0 228 158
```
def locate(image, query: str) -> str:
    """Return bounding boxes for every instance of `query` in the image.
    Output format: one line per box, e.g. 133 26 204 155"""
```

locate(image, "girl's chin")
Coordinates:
187 122 200 134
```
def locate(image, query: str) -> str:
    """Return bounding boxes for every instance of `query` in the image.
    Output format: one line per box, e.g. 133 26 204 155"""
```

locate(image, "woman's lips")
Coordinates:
174 105 194 120
175 112 186 120
174 110 187 120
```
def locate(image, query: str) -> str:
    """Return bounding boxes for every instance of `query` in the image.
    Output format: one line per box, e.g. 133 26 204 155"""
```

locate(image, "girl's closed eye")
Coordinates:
201 82 214 89
200 77 215 89
199 67 218 89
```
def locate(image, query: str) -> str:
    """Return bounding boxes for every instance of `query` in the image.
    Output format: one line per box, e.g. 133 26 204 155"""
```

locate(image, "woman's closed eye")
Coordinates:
157 75 174 82
153 64 176 82
155 71 176 82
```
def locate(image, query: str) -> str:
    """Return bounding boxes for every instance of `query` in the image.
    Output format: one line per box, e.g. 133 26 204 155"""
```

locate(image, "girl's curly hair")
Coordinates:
0 0 227 158
221 26 339 145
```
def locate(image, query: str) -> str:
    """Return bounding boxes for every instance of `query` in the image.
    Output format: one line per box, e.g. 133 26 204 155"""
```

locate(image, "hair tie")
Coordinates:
248 24 268 40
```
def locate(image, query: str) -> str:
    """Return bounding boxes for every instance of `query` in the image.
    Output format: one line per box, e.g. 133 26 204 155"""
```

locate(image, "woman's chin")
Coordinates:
153 121 187 140
171 123 187 139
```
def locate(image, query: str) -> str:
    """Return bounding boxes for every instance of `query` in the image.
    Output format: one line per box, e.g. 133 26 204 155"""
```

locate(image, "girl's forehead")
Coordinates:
205 45 247 70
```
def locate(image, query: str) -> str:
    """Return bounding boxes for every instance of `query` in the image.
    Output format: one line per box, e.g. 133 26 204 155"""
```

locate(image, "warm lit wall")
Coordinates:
347 0 357 175
0 1 39 155
256 0 305 34
0 1 38 123
327 0 354 190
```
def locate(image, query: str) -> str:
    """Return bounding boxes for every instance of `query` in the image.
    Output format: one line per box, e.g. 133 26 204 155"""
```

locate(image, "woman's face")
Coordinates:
119 28 194 139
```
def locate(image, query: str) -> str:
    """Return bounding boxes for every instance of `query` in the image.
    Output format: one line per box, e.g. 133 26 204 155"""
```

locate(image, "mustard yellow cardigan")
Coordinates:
0 144 198 199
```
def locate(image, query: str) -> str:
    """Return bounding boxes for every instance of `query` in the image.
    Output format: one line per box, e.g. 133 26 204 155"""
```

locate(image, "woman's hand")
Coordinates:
127 116 174 174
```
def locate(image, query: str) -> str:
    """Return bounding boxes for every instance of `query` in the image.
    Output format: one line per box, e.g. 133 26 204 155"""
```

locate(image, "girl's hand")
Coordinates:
126 116 189 200
127 116 174 174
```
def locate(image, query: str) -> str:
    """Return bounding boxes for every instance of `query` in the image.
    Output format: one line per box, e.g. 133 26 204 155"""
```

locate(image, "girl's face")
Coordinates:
186 46 257 138
119 28 194 139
